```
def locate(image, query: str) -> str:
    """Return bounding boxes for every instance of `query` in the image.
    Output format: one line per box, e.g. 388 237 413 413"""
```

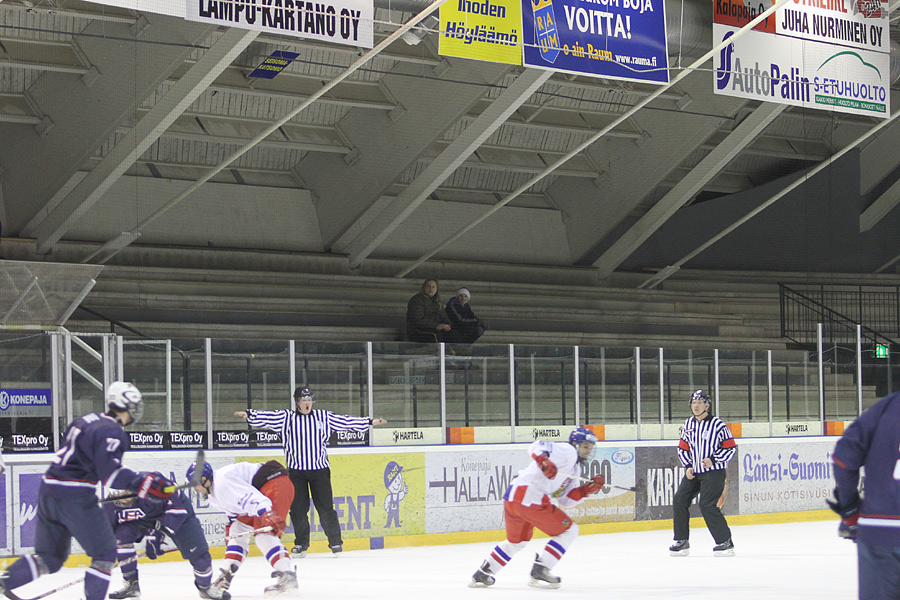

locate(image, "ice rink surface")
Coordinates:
12 520 856 600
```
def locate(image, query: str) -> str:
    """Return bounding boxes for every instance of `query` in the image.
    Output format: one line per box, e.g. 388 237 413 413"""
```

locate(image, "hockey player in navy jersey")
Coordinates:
469 426 605 589
0 382 174 600
831 390 900 600
104 481 227 600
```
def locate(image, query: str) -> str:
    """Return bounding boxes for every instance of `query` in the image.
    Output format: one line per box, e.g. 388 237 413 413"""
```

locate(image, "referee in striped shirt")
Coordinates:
669 389 737 557
235 387 387 557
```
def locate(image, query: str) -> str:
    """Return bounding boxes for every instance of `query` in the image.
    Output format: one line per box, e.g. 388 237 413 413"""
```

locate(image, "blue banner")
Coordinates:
521 0 668 83
248 50 301 80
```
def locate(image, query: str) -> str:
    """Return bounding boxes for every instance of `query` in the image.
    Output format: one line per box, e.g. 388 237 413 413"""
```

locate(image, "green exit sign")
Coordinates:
874 344 890 359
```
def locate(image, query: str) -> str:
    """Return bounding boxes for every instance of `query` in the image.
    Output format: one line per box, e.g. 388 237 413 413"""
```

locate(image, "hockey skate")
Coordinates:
330 544 343 556
669 540 690 557
212 566 237 592
713 539 735 557
528 555 561 589
290 546 307 558
264 569 298 595
468 561 495 588
195 581 231 600
109 579 141 599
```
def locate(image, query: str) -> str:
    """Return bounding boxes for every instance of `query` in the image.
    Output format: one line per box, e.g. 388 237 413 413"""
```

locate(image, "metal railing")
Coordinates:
780 283 900 347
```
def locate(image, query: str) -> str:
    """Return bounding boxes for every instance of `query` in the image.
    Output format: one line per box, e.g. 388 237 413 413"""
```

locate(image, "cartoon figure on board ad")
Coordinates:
383 461 408 528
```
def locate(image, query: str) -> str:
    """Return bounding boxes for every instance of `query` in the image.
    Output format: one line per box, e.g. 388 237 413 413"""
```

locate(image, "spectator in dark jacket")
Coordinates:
445 288 484 344
406 279 451 343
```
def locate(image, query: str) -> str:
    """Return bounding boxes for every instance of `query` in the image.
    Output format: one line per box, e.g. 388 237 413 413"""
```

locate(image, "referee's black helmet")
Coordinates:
690 389 711 406
294 386 315 402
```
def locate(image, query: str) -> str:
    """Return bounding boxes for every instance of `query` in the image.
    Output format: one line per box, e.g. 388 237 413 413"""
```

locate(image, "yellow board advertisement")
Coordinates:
323 453 426 542
439 0 522 65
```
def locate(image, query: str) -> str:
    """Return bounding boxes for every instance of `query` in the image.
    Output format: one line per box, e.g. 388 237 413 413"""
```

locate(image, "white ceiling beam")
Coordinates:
81 0 454 264
394 0 793 278
860 177 900 232
344 68 553 268
593 102 786 279
32 27 259 255
640 109 900 289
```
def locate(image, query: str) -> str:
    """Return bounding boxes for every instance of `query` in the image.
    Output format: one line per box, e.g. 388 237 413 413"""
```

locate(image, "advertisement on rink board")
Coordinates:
713 0 890 117
155 453 428 543
0 474 6 552
737 439 836 514
17 473 43 548
0 387 53 453
129 431 210 450
328 454 426 537
634 446 739 521
425 448 522 533
568 446 637 523
0 437 845 556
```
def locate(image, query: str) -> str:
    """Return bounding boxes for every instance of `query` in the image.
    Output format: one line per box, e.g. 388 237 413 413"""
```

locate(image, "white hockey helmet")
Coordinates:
106 381 144 423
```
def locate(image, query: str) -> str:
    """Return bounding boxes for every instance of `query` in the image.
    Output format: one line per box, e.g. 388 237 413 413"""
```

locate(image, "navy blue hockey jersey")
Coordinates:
104 488 193 540
833 391 900 546
42 412 142 498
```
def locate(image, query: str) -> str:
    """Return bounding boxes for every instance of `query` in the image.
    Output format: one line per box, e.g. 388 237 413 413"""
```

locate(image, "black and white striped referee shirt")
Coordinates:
677 414 736 473
246 408 372 471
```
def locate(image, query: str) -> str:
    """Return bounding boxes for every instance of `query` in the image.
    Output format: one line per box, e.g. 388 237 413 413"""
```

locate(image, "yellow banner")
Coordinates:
439 0 522 65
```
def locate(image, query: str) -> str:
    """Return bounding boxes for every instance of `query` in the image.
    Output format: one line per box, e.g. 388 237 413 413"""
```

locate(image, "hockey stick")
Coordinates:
6 547 180 600
100 450 206 503
6 526 275 600
219 526 274 543
579 476 637 492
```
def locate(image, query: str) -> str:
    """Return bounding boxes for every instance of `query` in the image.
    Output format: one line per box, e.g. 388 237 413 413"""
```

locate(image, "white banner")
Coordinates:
713 1 890 118
186 0 374 47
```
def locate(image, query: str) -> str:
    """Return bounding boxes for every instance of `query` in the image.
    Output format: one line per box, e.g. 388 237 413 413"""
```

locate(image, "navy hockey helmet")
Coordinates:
569 426 598 446
186 460 213 485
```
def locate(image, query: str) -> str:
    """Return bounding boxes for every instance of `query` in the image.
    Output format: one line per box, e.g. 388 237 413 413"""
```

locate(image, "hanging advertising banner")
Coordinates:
439 0 523 65
185 0 374 48
520 0 669 83
248 50 301 79
713 0 890 118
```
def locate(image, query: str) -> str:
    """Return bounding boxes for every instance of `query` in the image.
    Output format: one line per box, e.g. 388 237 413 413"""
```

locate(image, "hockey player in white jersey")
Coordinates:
187 460 298 596
469 426 604 588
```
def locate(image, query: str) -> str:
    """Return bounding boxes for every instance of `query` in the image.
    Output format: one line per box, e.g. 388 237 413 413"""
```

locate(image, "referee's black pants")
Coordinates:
672 469 731 544
288 467 342 549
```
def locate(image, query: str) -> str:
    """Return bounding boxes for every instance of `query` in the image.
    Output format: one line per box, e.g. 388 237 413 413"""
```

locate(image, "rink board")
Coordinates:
0 436 839 561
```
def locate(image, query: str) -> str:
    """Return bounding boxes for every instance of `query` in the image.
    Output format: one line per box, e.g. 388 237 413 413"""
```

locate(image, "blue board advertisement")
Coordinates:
521 0 668 83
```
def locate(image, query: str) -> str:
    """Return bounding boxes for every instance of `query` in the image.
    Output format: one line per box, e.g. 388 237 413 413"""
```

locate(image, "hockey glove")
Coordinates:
582 474 605 495
826 490 860 542
137 473 175 500
261 510 286 537
567 475 605 501
144 529 165 560
532 453 557 479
